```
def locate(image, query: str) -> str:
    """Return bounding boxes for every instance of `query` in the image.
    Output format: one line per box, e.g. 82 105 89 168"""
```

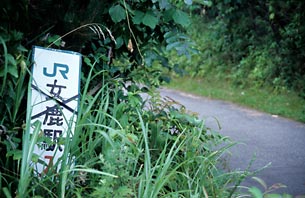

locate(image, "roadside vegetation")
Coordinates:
0 0 302 197
0 1 248 197
168 76 305 123
166 1 305 123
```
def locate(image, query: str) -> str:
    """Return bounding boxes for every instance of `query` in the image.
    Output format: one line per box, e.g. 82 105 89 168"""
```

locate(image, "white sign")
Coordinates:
29 46 81 175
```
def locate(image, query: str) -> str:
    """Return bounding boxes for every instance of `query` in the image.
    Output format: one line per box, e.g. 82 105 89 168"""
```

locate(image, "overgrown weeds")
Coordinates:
0 1 295 196
1 50 253 197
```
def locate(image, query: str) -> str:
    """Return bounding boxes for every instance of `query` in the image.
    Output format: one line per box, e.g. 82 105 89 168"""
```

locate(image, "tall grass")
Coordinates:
137 110 188 197
11 55 255 197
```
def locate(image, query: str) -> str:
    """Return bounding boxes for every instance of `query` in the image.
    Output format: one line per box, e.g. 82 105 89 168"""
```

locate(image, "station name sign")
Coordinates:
29 46 81 174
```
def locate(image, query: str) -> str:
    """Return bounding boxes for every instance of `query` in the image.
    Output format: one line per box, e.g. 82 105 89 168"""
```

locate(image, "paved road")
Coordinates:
159 88 305 196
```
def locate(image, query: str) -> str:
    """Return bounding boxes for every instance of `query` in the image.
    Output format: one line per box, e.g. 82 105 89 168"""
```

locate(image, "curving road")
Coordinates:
159 88 305 196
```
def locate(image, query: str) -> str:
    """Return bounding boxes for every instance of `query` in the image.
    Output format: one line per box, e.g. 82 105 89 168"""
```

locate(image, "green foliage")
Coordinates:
0 29 29 194
8 58 245 197
168 76 305 123
175 0 305 98
0 0 251 197
240 177 297 198
109 4 126 23
0 29 28 126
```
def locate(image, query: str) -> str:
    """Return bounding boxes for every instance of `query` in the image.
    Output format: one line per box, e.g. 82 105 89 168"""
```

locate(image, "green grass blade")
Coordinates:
0 36 8 95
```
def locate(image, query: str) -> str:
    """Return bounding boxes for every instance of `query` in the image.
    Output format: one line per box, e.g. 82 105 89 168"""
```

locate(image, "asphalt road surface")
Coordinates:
159 88 305 196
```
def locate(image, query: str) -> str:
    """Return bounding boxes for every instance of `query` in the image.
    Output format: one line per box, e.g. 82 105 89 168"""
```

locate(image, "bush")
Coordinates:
175 1 305 98
0 1 251 197
0 54 246 197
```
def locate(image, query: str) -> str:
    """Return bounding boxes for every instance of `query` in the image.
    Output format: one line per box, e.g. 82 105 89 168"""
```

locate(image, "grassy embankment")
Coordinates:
167 76 305 123
165 16 305 123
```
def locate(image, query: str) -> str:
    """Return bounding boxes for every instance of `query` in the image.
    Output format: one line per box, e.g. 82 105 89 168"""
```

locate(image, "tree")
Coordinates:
0 0 193 126
200 0 305 96
0 0 196 196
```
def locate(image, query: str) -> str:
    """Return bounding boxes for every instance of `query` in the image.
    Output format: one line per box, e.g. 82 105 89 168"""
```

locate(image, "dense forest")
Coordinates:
183 0 305 98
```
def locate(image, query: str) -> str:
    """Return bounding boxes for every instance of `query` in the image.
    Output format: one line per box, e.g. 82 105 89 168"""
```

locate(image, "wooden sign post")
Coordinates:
29 46 81 175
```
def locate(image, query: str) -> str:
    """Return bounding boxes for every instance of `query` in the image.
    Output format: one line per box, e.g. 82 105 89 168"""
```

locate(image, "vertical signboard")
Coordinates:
29 46 81 175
